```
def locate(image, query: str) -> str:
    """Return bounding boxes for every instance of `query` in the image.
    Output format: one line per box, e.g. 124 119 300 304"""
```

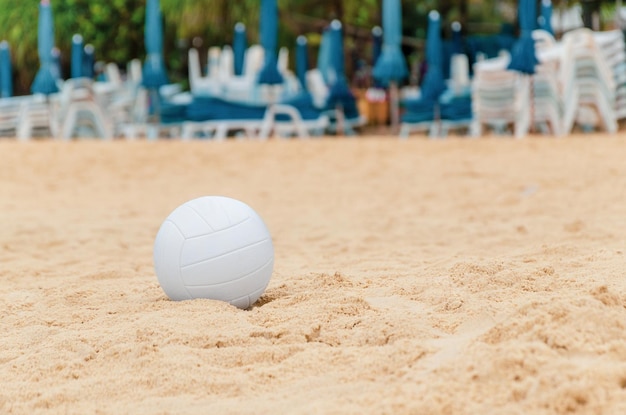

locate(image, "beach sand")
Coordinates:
1 135 626 414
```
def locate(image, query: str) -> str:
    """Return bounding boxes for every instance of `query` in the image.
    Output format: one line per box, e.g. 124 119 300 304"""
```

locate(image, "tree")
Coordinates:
0 0 145 94
1 0 601 96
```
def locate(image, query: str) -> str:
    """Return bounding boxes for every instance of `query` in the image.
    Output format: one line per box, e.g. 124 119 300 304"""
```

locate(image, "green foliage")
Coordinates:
0 1 606 95
0 0 146 94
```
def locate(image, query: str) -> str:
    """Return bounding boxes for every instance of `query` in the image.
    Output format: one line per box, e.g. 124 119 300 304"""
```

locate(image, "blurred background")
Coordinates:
0 0 618 95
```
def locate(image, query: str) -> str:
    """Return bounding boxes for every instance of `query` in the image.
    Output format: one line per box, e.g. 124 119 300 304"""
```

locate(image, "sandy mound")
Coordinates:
1 135 625 414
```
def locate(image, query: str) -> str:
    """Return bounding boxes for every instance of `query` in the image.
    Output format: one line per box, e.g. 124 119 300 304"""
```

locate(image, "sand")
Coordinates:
1 135 626 414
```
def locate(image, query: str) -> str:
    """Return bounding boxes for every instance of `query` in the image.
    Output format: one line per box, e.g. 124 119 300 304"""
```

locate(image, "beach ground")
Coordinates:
1 134 626 414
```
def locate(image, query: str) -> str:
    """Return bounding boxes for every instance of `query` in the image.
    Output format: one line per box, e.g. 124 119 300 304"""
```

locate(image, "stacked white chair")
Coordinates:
56 78 113 140
0 96 30 138
187 47 204 93
181 43 328 140
218 45 235 82
207 47 221 79
470 53 532 138
593 30 626 121
532 29 565 136
93 59 148 138
306 69 329 109
551 4 584 34
17 95 60 140
450 54 471 95
188 44 268 103
127 59 143 84
560 28 617 134
188 47 220 97
278 47 289 75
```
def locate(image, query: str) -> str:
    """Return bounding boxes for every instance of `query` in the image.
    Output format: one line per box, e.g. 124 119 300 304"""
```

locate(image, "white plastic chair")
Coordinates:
532 29 565 136
305 69 329 109
56 78 113 140
470 54 531 138
593 30 626 121
188 48 221 97
0 96 30 138
207 47 221 78
218 45 235 82
278 47 289 74
560 28 617 134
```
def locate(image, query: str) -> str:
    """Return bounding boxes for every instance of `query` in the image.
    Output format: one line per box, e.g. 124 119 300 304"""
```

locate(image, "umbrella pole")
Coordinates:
335 103 346 136
389 81 400 133
529 74 534 135
148 87 161 140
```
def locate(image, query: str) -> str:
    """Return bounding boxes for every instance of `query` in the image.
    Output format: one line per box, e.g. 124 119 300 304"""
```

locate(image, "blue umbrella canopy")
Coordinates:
31 0 58 95
257 0 283 85
508 0 539 74
142 0 169 88
233 22 247 77
451 21 464 55
327 20 347 86
370 26 383 88
295 35 308 90
539 0 554 36
317 28 332 84
420 10 446 101
50 47 61 80
372 0 408 86
83 44 95 78
371 26 383 67
71 34 84 78
0 41 13 98
326 20 355 110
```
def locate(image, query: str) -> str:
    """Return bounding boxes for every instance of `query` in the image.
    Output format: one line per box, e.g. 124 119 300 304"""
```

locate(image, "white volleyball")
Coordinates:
153 196 274 309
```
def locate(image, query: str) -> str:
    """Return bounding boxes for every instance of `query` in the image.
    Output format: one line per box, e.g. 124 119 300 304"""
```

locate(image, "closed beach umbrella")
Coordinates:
71 34 83 78
233 22 247 77
0 40 13 98
420 11 446 102
31 0 58 95
451 21 464 55
508 0 538 74
372 0 408 86
83 44 95 79
257 0 283 85
50 47 61 80
401 11 445 127
371 26 383 88
372 0 409 130
539 0 554 36
328 21 346 86
295 35 308 90
371 26 383 67
317 28 332 84
326 20 354 111
142 0 169 88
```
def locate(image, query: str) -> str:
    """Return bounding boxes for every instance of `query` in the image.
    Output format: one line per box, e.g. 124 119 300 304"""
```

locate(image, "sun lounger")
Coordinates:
180 92 327 140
